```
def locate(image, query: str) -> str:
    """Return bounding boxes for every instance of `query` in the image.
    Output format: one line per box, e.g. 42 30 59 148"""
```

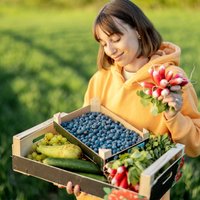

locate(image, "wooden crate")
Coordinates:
12 101 185 199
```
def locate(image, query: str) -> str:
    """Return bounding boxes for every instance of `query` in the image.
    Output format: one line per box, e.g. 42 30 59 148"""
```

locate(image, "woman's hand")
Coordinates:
66 181 81 197
162 85 183 119
54 181 81 197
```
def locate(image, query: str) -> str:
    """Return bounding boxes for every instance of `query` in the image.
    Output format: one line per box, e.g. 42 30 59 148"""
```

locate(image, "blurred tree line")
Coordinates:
0 0 200 9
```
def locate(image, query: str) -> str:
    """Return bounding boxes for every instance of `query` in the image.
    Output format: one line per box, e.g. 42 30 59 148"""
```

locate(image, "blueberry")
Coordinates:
112 149 117 154
112 144 117 149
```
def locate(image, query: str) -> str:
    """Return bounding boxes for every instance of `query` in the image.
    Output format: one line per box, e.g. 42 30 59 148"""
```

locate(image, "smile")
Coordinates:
113 53 124 61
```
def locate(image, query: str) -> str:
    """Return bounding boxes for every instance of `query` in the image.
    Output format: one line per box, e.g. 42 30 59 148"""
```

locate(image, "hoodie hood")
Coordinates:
149 41 181 66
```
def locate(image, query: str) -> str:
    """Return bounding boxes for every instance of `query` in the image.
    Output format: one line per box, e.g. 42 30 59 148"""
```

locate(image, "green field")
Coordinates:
0 5 200 200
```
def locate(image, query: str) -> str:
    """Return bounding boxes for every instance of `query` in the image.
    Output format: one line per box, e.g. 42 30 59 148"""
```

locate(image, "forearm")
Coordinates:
165 112 200 157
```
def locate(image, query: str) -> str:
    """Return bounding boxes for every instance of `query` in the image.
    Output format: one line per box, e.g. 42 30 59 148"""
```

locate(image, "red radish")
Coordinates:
148 67 154 75
119 175 129 189
169 77 183 86
117 166 126 173
152 71 162 86
165 70 173 81
144 89 152 96
140 82 155 89
159 79 169 88
173 73 183 79
107 168 117 178
158 65 166 79
111 173 125 186
161 88 170 97
152 88 162 98
111 166 127 186
148 67 154 80
180 77 189 86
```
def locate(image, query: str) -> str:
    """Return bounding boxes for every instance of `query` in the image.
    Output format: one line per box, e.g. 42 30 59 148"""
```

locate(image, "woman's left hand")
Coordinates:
162 85 183 119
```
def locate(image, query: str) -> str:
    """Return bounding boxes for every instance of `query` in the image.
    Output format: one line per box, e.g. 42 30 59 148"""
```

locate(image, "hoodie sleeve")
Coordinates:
165 82 200 157
83 74 97 107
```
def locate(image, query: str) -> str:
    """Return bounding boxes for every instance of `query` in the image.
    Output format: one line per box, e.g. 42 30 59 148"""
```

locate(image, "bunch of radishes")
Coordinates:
105 156 184 194
137 65 189 114
106 166 139 192
141 65 189 98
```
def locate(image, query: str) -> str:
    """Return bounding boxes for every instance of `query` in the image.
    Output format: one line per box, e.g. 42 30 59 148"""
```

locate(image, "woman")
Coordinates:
65 0 200 199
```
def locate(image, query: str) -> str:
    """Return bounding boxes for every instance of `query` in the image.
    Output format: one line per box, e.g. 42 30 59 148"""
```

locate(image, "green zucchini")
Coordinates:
43 157 102 174
77 172 107 182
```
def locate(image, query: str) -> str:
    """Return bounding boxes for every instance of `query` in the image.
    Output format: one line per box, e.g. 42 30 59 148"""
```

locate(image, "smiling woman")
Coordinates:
93 4 162 71
0 1 200 200
94 18 149 72
64 0 200 200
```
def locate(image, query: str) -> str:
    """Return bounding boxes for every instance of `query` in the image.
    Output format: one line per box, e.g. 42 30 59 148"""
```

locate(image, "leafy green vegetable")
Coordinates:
108 133 176 186
137 90 169 115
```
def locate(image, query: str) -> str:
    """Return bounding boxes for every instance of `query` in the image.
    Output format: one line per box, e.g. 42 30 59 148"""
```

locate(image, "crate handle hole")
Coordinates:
162 172 173 185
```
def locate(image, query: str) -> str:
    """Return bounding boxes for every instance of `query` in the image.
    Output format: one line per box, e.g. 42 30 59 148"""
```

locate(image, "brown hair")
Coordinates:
93 0 162 69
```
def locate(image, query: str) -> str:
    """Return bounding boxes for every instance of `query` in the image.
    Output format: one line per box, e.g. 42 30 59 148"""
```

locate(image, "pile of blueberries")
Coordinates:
61 112 142 155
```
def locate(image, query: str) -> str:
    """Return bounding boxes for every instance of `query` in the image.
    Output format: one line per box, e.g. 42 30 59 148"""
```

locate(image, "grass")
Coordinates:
0 5 200 200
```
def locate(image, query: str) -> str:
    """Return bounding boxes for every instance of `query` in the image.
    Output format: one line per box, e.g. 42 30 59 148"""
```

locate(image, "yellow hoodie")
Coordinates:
83 42 200 157
77 42 200 200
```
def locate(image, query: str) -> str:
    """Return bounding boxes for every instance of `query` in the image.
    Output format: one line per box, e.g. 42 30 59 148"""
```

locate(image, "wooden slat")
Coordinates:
90 97 101 112
139 143 185 198
60 106 91 123
12 113 68 157
12 155 116 198
13 119 52 156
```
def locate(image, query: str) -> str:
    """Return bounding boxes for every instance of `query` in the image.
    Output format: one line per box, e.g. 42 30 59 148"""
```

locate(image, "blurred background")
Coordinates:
0 0 200 199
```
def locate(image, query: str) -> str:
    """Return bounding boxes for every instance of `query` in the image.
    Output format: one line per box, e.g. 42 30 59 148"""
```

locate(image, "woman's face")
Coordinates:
96 17 141 70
